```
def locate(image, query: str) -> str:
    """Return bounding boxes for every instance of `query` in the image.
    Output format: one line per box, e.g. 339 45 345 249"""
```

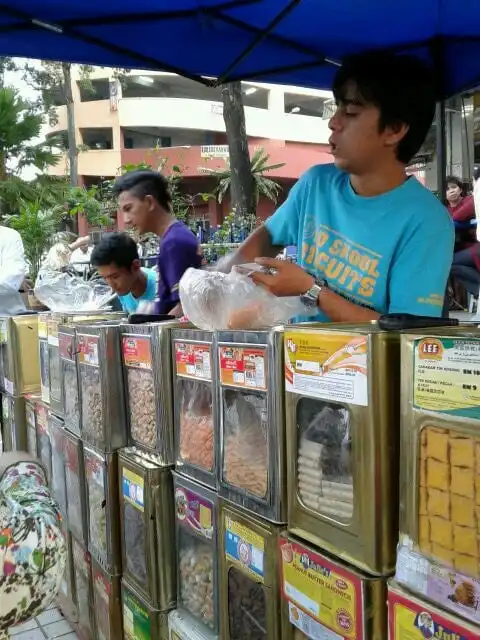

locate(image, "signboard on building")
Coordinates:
201 145 230 158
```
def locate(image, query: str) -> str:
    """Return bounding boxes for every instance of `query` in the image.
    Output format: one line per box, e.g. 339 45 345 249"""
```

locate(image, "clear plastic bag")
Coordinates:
179 267 316 330
178 379 214 472
297 399 353 523
223 390 268 498
34 268 113 312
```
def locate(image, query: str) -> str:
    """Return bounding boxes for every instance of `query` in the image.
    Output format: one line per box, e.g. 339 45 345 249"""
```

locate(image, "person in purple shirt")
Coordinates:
114 170 202 316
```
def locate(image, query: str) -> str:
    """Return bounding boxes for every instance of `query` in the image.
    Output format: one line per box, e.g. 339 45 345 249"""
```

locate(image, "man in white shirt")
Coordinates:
69 240 93 276
0 226 26 292
0 226 27 315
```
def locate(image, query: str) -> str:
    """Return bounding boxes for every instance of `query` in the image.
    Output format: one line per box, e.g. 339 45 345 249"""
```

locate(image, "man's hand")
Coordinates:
251 258 314 297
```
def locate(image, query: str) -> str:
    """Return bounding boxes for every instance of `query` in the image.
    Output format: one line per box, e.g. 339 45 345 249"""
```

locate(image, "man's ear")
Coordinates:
132 258 141 272
145 194 156 212
384 121 409 148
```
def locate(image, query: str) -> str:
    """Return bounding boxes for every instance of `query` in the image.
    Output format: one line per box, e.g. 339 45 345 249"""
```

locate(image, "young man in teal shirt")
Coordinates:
224 51 454 322
91 232 157 313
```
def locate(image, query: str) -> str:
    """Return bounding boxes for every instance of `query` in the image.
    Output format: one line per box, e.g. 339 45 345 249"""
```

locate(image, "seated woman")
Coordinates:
446 176 480 303
0 452 66 636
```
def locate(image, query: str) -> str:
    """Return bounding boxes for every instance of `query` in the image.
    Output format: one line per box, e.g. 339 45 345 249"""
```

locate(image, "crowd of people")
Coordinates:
0 48 474 632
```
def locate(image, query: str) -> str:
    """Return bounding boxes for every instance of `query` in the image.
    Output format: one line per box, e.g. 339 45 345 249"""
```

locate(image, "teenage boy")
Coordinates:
224 51 454 322
113 170 202 316
90 232 156 313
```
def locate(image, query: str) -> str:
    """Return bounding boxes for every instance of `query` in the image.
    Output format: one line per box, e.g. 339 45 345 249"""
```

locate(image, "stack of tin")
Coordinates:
0 313 41 454
389 327 480 637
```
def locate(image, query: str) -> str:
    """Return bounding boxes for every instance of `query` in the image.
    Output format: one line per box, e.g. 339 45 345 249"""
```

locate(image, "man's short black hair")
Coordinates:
333 51 437 165
91 232 139 270
113 169 171 211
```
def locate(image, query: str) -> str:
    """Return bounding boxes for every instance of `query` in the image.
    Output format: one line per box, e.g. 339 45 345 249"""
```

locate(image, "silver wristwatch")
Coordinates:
300 277 327 307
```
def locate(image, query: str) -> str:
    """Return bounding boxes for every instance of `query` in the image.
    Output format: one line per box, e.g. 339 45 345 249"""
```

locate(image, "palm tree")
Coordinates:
202 147 286 208
3 196 63 281
0 87 60 215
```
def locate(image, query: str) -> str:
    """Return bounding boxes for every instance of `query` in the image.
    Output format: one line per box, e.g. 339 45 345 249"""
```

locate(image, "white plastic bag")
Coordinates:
179 267 316 330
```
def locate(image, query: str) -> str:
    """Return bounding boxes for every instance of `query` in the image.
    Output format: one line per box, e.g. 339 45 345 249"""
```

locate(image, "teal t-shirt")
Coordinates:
118 268 157 313
265 164 454 322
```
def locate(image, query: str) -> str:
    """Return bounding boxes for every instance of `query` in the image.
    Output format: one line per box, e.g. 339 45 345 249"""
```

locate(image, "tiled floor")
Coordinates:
9 605 79 640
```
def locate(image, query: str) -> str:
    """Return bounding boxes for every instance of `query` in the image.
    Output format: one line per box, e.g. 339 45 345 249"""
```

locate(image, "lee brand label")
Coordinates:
175 486 213 540
123 468 145 512
78 335 100 367
175 341 212 380
389 588 477 639
219 346 267 390
414 337 480 419
225 516 265 582
59 333 74 361
280 539 363 639
285 331 368 406
122 336 152 370
123 590 151 640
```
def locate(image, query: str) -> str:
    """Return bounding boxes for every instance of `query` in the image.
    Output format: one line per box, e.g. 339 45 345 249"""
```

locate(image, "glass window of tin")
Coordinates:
222 389 268 498
177 379 214 472
178 526 215 628
228 568 266 639
296 398 353 524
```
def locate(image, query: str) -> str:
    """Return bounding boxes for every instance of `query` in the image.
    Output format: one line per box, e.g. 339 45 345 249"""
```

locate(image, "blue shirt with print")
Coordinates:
265 164 454 322
119 268 157 313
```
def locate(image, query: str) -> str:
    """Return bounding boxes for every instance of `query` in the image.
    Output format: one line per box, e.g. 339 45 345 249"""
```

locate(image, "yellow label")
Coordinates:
199 504 212 531
414 337 480 419
281 539 361 638
225 516 265 583
285 330 368 406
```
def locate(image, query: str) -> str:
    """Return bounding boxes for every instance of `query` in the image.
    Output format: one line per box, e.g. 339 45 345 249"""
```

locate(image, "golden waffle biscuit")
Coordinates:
454 553 477 575
426 427 449 462
450 435 475 468
427 488 450 519
427 458 449 492
451 495 475 528
429 516 453 549
451 466 475 499
453 525 477 557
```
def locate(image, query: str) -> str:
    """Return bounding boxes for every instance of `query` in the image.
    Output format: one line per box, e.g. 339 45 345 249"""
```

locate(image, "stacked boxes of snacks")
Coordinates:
215 328 288 640
170 328 221 640
118 320 186 639
77 321 126 638
395 328 480 631
280 324 400 639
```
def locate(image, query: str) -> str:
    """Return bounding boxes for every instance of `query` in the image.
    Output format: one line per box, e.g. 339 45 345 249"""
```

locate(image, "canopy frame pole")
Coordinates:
436 101 447 199
215 0 303 85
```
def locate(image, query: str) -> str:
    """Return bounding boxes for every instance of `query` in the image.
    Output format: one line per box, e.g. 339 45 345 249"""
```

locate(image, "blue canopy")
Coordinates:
2 0 480 97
